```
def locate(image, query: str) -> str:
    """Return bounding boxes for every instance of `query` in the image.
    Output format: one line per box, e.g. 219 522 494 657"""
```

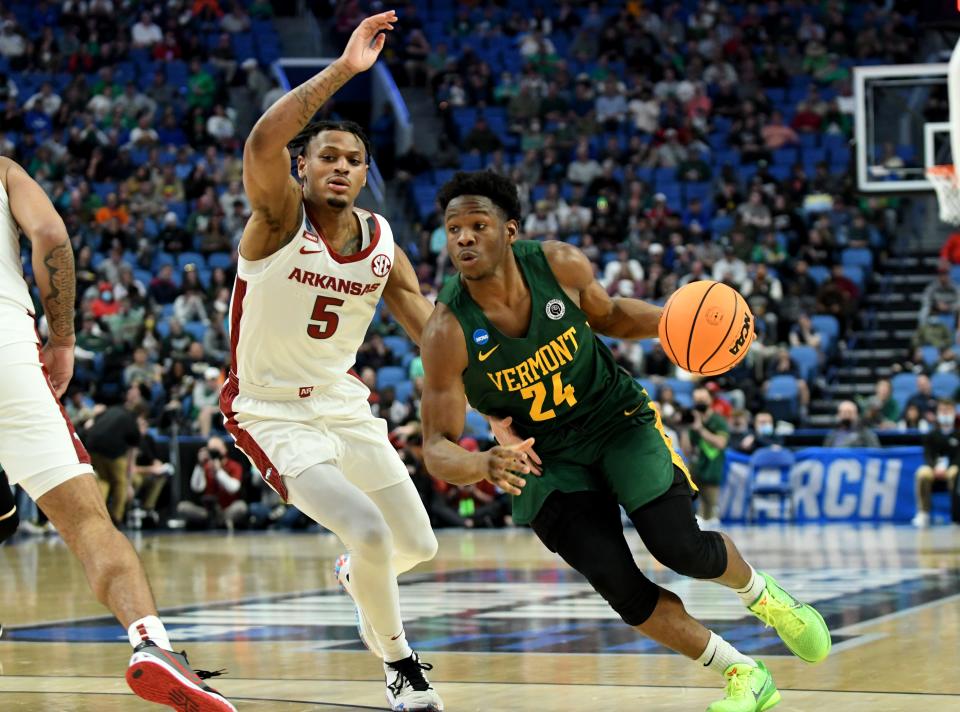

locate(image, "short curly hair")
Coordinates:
289 119 372 164
436 171 522 223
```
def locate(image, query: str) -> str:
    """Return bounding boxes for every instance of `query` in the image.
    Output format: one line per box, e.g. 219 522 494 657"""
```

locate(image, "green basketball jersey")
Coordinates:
438 241 690 523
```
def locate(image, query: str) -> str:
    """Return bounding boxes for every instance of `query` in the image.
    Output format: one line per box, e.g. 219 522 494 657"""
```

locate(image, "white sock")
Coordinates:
377 627 414 664
734 565 766 607
696 631 756 675
127 615 172 651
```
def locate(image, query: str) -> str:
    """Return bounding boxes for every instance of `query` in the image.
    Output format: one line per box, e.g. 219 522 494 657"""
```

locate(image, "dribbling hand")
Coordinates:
339 11 397 74
488 415 543 475
482 438 537 496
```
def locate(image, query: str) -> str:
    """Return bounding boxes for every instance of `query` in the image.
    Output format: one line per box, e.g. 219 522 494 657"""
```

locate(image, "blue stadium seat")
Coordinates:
464 409 491 439
772 147 798 165
383 335 412 359
842 248 873 273
891 372 918 400
207 252 233 270
807 265 830 285
461 153 482 171
394 379 415 403
932 372 960 399
664 378 694 408
377 366 406 390
653 167 676 186
788 345 819 381
177 252 205 270
765 375 800 422
184 321 207 342
810 314 839 352
921 345 941 368
842 265 865 290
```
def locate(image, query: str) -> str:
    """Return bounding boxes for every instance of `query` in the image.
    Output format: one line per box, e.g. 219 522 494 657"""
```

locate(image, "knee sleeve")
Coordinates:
577 555 662 626
650 529 728 580
0 507 19 543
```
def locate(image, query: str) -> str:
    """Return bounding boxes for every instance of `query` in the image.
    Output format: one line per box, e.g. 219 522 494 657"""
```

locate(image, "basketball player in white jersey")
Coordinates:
222 11 442 711
0 157 235 710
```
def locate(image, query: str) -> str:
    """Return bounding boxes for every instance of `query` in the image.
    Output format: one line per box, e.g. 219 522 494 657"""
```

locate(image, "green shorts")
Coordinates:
511 400 694 525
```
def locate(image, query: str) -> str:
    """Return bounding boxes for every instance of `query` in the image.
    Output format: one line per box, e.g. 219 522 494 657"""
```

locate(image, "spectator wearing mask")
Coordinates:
823 400 880 448
735 411 782 455
177 437 247 530
682 386 730 525
912 399 960 528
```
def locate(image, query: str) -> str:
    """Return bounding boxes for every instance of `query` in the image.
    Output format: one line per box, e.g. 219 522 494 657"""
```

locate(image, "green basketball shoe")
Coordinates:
706 661 780 712
748 572 832 663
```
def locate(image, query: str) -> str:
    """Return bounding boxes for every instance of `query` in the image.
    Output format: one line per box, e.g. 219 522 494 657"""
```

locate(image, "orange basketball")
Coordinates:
657 280 754 376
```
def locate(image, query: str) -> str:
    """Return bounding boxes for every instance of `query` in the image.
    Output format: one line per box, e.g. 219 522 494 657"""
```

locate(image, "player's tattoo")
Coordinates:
340 232 362 257
292 64 352 126
41 241 76 340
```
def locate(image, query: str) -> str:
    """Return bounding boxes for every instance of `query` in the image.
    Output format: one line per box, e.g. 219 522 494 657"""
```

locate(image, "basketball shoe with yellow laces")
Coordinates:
707 661 781 712
748 572 831 663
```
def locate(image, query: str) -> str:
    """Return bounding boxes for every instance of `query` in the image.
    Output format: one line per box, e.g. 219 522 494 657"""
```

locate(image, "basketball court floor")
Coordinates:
0 523 957 710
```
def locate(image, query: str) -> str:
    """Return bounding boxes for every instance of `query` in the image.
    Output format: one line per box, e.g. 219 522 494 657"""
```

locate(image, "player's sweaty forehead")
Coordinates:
306 130 366 160
444 195 505 225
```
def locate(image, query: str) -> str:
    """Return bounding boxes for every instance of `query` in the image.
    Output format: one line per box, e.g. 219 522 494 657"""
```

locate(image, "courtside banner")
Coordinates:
719 447 923 522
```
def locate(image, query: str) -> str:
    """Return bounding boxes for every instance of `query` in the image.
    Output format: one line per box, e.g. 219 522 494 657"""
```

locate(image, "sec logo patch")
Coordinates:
371 254 392 277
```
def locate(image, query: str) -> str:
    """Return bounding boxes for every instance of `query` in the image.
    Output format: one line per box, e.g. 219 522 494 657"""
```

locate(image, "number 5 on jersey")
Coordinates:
521 372 576 421
307 295 344 339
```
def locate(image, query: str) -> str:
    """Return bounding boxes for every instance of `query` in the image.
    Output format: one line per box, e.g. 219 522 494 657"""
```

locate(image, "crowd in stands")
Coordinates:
5 1 951 533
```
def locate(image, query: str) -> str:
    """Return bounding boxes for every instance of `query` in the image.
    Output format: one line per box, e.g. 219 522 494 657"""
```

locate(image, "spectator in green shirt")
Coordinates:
683 386 730 524
187 59 217 110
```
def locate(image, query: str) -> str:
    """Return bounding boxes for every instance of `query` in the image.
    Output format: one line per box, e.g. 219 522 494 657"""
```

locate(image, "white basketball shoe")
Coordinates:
384 651 444 711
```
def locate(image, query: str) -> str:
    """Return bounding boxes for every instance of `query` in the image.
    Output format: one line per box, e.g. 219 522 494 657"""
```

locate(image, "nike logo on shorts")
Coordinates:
478 345 500 361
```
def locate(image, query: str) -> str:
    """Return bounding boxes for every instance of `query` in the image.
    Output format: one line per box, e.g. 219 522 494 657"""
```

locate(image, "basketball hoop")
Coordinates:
927 165 960 225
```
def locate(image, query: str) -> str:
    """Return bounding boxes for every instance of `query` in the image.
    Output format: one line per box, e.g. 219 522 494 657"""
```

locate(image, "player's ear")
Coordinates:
296 153 307 180
504 218 519 243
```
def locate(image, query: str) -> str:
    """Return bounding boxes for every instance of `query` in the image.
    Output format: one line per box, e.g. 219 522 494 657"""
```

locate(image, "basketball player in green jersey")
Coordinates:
420 172 831 712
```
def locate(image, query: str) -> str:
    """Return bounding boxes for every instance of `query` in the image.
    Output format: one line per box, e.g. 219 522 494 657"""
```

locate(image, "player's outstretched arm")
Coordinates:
542 240 663 341
3 158 76 396
241 10 396 260
421 306 534 495
382 246 433 346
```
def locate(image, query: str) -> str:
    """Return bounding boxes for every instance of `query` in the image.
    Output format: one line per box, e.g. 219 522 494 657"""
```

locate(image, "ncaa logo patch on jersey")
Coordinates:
545 298 566 320
371 253 392 277
473 328 490 346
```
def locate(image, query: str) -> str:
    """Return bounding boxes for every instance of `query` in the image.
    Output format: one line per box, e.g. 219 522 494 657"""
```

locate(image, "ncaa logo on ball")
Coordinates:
473 329 490 346
545 298 566 320
371 254 392 277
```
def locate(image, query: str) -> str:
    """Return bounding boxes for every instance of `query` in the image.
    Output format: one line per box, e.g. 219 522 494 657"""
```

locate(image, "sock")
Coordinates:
696 631 756 675
377 627 414 664
734 565 766 607
127 615 172 651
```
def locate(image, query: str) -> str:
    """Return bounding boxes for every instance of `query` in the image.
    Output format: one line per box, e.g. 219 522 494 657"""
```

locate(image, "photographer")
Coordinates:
175 436 247 530
681 386 730 525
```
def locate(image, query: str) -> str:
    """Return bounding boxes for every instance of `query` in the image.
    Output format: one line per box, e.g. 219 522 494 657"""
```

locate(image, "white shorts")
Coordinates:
0 339 92 499
220 373 408 501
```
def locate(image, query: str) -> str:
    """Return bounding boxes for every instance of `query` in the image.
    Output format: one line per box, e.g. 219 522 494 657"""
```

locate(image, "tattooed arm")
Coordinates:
240 11 396 261
2 157 76 395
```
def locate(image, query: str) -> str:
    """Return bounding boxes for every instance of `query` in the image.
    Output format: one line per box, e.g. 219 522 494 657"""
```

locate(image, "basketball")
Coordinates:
658 281 754 376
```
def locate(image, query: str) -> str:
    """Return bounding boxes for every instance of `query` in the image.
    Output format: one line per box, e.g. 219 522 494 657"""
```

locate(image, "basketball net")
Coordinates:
927 36 960 225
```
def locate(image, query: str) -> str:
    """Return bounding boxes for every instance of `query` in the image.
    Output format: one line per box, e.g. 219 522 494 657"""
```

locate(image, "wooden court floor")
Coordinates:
1 523 958 711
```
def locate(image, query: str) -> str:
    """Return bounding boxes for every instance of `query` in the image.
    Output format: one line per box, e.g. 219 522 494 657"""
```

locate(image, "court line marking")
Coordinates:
0 691 374 709
2 675 957 697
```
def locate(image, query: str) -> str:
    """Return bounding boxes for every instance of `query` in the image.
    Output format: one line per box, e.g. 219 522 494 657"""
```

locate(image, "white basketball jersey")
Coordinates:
0 178 37 344
230 206 395 399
